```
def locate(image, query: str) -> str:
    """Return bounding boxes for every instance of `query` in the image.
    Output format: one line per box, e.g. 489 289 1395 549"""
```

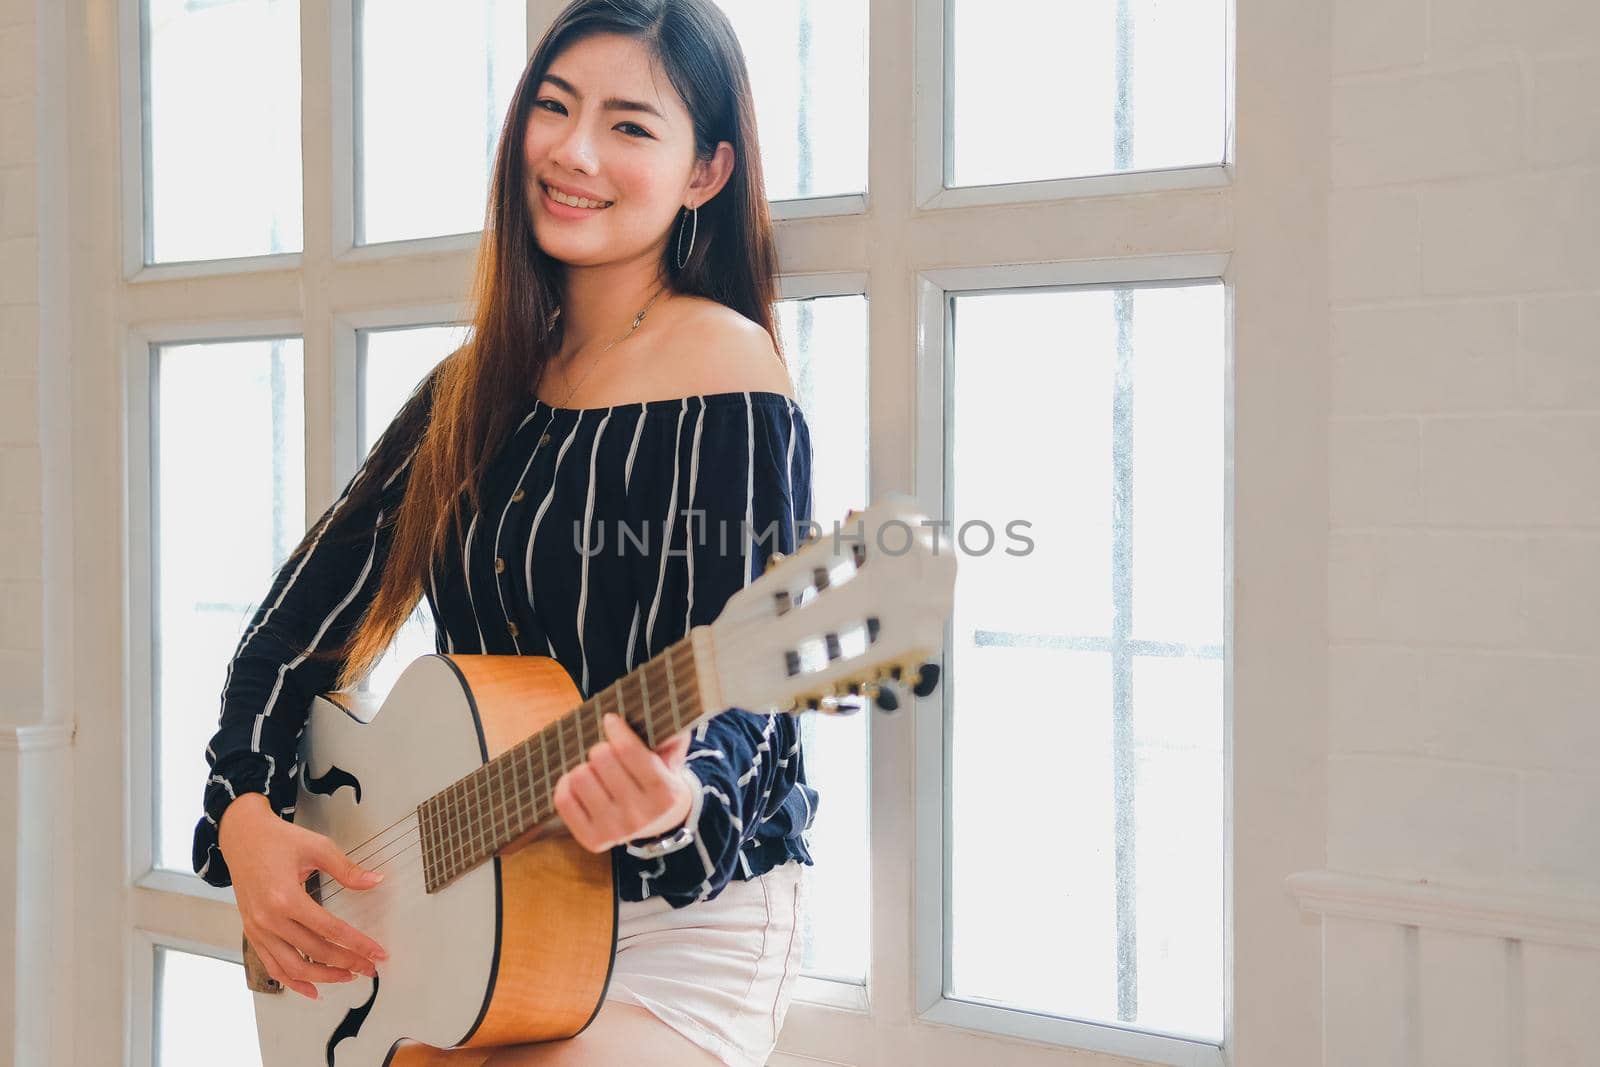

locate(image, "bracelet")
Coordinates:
624 824 697 860
624 766 704 860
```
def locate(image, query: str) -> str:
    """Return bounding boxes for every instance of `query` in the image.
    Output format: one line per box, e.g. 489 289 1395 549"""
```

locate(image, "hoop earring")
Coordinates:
675 203 698 270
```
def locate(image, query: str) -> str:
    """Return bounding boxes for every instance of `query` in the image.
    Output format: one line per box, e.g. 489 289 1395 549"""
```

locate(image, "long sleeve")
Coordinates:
620 393 819 907
191 374 435 887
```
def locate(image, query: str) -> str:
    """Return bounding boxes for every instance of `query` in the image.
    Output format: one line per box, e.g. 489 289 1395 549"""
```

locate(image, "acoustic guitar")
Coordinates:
240 492 957 1066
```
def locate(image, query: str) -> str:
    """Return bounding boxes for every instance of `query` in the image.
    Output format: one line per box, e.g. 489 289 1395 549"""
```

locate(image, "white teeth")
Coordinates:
544 183 612 209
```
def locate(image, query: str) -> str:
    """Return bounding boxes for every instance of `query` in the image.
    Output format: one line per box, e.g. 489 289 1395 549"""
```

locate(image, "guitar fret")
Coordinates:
464 776 477 869
639 667 650 746
537 730 551 821
666 648 681 733
433 797 444 877
469 776 481 865
493 760 508 847
511 742 527 835
419 798 432 882
444 782 458 879
419 639 729 895
478 768 491 860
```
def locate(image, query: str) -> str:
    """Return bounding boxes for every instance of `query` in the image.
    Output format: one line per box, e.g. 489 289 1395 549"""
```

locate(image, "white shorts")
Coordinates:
602 860 810 1067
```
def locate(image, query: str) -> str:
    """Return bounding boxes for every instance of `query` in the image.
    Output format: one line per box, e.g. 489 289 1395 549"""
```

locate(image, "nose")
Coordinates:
546 115 599 175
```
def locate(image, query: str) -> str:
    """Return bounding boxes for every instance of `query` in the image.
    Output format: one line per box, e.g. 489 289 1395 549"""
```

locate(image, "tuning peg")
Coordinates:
833 695 865 716
871 681 900 713
765 551 786 573
911 661 941 698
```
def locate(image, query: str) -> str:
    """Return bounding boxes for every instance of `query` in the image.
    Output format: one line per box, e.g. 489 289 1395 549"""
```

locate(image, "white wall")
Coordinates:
1309 0 1600 1062
0 0 42 718
0 0 44 1060
0 0 73 1063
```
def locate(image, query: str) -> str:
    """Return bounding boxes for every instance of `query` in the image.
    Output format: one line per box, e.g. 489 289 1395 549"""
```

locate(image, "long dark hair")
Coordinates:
288 0 782 689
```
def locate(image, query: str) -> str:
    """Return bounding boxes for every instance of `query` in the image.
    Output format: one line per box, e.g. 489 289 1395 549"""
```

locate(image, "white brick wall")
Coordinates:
1330 0 1600 897
1325 0 1600 1061
0 0 40 723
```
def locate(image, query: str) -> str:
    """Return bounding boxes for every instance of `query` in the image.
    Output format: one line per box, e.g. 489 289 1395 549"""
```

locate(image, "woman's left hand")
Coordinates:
554 713 695 853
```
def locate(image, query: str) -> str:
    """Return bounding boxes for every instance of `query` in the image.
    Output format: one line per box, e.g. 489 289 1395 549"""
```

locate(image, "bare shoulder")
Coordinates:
662 298 796 401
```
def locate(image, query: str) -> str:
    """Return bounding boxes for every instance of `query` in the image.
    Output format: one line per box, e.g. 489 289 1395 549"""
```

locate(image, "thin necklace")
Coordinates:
552 282 670 408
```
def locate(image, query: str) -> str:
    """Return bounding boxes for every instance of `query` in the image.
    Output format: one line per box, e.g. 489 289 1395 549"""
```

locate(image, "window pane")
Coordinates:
1131 287 1224 649
143 0 302 263
153 341 305 870
357 325 468 696
155 947 262 1067
947 284 1224 1042
778 295 869 983
713 0 868 201
356 0 526 245
948 0 1227 186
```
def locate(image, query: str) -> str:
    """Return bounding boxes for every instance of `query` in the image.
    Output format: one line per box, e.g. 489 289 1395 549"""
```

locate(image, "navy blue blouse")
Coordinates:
192 369 819 909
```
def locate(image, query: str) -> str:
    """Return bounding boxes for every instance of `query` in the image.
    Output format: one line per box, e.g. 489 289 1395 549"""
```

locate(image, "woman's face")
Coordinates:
523 33 725 268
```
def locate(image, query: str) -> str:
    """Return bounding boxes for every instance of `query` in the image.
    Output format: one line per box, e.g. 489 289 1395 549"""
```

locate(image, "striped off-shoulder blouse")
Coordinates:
191 366 819 908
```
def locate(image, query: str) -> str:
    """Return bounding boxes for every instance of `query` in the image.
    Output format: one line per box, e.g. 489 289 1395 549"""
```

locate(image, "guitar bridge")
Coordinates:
242 935 283 995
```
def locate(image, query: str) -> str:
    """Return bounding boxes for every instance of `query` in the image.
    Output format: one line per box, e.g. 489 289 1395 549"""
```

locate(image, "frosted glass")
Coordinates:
143 0 303 262
949 0 1227 186
778 295 869 984
356 324 467 697
155 948 262 1066
153 341 305 872
947 283 1224 1042
356 0 526 244
711 0 869 201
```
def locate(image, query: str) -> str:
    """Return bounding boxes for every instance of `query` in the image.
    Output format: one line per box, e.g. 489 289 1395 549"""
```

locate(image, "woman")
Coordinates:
192 3 818 1063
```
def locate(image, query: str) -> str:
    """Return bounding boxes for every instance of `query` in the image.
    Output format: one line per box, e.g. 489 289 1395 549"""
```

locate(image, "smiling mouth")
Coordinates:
541 182 614 209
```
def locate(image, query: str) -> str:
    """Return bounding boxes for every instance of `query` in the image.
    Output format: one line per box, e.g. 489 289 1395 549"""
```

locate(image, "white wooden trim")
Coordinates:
772 194 869 222
793 975 870 1013
135 869 238 908
129 252 306 285
1288 870 1600 951
775 271 869 303
922 166 1233 212
124 330 156 885
331 300 470 482
921 999 1225 1067
0 723 74 752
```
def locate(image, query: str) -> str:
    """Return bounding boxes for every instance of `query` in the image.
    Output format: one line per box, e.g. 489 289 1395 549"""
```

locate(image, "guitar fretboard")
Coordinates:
417 635 705 894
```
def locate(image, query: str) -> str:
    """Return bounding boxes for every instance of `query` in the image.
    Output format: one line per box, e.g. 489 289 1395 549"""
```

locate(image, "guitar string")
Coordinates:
310 529 857 876
314 640 704 905
308 646 865 935
306 639 697 873
315 600 871 910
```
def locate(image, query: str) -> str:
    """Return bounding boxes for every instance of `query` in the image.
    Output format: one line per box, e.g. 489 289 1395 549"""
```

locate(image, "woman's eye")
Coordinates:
534 100 650 138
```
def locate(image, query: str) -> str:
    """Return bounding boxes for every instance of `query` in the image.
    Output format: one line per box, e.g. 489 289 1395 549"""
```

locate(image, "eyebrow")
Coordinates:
539 74 666 121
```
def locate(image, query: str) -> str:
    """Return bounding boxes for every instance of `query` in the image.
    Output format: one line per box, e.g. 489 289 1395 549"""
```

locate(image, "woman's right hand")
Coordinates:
218 792 390 1000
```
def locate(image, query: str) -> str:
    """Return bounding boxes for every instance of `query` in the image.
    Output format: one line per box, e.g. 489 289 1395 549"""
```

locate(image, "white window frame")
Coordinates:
59 0 1330 1062
911 254 1231 1067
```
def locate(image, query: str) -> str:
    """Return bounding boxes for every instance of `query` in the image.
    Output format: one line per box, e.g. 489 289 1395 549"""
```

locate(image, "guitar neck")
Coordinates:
418 635 709 893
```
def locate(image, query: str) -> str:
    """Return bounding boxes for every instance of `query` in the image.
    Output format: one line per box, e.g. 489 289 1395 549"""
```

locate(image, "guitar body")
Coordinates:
252 653 616 1067
244 494 960 1065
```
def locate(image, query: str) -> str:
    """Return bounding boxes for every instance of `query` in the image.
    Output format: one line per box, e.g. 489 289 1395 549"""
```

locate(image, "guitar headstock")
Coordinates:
707 492 957 717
